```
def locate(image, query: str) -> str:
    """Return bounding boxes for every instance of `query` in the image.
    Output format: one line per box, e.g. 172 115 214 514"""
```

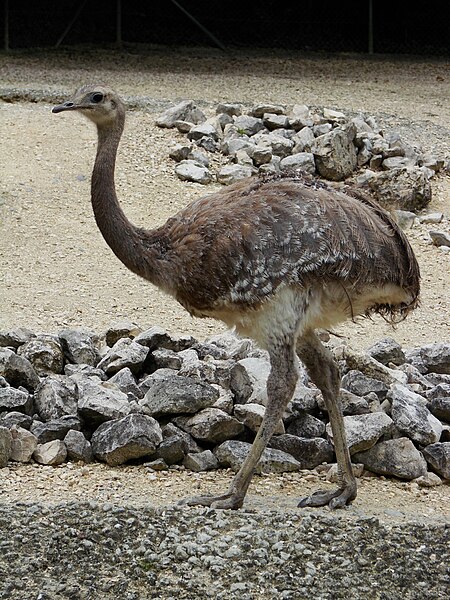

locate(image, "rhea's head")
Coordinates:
52 84 124 128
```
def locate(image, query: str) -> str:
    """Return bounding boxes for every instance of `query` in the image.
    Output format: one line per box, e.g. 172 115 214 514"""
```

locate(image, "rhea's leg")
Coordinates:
181 340 298 509
296 332 356 509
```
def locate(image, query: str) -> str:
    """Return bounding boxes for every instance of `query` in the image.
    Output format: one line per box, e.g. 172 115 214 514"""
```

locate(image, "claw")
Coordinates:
298 485 356 509
179 492 244 510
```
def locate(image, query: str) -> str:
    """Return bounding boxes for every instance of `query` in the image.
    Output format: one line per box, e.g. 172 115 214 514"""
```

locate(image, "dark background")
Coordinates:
1 0 449 56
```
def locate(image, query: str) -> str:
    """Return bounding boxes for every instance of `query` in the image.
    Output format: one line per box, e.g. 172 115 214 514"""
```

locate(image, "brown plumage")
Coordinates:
53 85 420 510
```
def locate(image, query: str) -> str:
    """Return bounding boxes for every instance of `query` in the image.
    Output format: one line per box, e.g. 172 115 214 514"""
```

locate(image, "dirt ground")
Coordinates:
0 47 449 516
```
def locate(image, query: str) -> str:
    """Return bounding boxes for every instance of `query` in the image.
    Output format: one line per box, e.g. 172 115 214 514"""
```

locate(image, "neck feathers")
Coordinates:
91 110 162 285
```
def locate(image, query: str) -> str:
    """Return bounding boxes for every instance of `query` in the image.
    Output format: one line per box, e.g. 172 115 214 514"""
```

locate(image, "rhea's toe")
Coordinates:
298 485 356 509
179 492 243 510
298 489 333 508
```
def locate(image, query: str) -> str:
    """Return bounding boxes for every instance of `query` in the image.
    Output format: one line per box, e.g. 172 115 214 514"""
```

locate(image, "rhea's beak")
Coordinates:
52 101 79 114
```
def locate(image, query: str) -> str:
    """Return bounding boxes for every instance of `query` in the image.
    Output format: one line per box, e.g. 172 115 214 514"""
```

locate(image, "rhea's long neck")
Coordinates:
91 114 162 284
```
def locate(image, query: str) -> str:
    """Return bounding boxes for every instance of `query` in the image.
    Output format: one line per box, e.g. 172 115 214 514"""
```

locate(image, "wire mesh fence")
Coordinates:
2 0 449 56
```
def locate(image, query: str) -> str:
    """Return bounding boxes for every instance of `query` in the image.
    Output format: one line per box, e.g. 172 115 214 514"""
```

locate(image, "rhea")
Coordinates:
52 85 420 510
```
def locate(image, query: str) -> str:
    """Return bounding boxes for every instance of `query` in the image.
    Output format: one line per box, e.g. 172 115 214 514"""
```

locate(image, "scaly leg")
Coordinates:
296 332 357 509
181 340 298 509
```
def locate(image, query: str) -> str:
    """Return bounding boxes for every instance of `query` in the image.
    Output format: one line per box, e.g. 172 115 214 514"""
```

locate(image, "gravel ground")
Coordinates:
0 47 449 599
0 502 448 600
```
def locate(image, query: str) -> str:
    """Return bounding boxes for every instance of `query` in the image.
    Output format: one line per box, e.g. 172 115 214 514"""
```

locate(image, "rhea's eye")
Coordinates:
91 93 104 103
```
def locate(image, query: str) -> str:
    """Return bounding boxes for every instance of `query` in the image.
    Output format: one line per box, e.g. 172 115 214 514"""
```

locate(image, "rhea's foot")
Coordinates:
179 492 244 510
298 484 357 509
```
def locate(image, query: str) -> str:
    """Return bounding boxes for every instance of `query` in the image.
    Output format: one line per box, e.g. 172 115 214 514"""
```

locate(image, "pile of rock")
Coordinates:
0 323 449 486
156 100 447 212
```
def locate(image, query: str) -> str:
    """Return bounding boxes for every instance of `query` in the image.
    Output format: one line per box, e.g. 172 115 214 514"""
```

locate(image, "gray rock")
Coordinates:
212 387 234 413
146 457 168 471
357 139 373 167
429 230 450 248
97 338 149 375
0 387 33 415
422 442 450 479
183 450 219 472
311 125 357 180
323 108 346 122
338 388 371 415
233 115 265 136
235 149 255 168
251 103 285 118
142 329 195 353
414 472 442 487
9 426 38 462
341 370 389 399
0 327 35 349
247 144 272 166
140 373 219 417
263 113 290 131
34 374 78 421
175 159 214 184
392 209 417 230
30 415 81 444
288 104 314 130
313 123 333 136
138 368 179 396
77 378 131 425
161 422 202 454
382 156 415 170
396 365 433 393
366 337 406 366
64 429 93 463
389 383 442 445
169 143 192 162
188 148 210 167
221 136 254 157
229 360 255 403
187 121 220 142
405 342 450 375
327 412 393 455
33 440 67 466
64 363 107 379
354 437 427 479
217 163 254 185
134 325 173 350
418 212 444 224
104 320 142 347
234 402 285 435
177 348 217 382
0 411 32 430
231 355 316 415
152 348 183 370
420 154 445 173
214 440 301 474
216 102 242 117
279 152 316 175
203 333 253 360
0 426 12 467
286 413 326 438
156 101 204 128
179 407 244 444
269 434 334 469
358 166 431 211
91 414 163 466
292 127 315 153
0 347 40 391
156 434 189 465
17 334 64 376
58 329 100 366
427 386 450 421
215 113 234 130
259 132 294 158
108 367 143 400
